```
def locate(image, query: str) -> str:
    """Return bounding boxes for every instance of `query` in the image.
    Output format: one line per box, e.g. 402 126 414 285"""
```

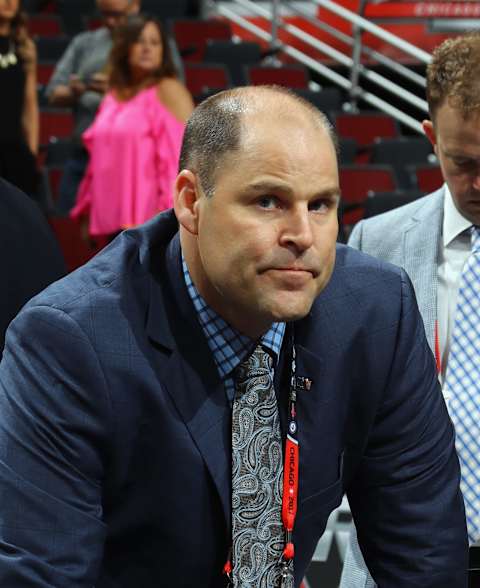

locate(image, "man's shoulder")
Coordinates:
24 211 178 319
348 187 444 258
68 27 110 50
361 188 443 234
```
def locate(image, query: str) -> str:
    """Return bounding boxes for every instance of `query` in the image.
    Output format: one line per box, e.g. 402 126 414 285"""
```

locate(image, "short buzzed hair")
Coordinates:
178 85 336 197
427 32 480 120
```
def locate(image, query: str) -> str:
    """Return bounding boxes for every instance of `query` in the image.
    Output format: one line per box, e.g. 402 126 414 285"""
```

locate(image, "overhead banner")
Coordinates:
365 2 480 18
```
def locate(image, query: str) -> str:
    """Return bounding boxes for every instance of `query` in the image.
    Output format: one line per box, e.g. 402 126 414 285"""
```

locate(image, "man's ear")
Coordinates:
422 119 437 149
174 170 202 235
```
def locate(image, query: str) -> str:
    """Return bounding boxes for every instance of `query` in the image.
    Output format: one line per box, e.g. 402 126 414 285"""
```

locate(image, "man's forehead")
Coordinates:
435 103 480 140
215 119 337 190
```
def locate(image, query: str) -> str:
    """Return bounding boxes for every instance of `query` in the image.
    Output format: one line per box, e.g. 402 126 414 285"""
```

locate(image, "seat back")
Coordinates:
245 64 309 89
204 40 262 86
28 14 62 36
340 164 397 224
40 109 74 146
294 87 343 114
335 112 399 148
408 164 443 193
36 36 71 62
183 63 231 103
370 136 433 188
170 18 232 62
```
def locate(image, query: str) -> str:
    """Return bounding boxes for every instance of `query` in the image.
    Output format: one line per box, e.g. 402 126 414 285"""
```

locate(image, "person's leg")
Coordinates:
55 151 89 216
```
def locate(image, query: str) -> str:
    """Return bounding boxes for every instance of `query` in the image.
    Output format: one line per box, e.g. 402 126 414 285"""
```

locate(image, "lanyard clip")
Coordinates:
223 554 233 587
279 558 294 588
295 376 312 391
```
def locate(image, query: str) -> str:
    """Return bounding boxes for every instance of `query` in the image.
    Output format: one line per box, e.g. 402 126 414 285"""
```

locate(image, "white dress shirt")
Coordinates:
437 185 472 391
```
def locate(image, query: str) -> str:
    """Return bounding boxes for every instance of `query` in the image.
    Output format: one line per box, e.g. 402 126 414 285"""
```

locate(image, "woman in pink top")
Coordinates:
71 14 194 238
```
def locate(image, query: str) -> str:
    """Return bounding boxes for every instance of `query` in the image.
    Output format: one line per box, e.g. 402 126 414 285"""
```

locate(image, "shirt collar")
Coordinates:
442 184 472 248
181 256 285 380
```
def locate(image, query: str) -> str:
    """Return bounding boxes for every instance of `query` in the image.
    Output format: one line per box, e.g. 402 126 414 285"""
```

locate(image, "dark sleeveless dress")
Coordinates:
0 35 38 196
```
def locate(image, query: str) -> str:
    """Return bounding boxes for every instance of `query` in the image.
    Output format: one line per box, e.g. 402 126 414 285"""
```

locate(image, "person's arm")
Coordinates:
346 272 468 587
46 34 85 107
0 304 111 586
157 77 194 123
19 37 39 155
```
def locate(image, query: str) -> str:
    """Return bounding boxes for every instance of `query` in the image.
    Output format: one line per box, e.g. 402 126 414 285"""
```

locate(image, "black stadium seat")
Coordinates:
204 40 262 86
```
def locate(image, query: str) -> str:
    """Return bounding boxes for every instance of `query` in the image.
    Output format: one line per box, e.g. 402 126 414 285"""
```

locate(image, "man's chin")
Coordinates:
266 298 316 323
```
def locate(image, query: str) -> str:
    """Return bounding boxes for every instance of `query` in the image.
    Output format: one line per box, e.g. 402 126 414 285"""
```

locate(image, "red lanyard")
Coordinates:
281 345 299 565
223 345 300 584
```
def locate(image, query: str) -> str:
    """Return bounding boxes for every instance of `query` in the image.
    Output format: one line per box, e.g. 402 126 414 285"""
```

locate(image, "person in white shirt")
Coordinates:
341 32 480 586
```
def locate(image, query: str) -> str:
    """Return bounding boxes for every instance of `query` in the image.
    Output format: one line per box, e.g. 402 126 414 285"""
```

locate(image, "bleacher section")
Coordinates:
26 0 443 274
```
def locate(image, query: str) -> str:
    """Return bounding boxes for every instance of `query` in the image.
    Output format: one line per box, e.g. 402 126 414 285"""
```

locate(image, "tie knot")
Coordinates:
235 345 273 384
471 225 480 253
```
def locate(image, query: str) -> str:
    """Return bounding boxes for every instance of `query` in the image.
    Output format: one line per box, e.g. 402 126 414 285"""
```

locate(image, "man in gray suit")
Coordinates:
340 32 480 586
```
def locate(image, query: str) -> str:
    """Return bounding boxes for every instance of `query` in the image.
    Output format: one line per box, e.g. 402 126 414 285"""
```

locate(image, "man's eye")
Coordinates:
453 159 474 168
258 196 279 209
309 199 330 213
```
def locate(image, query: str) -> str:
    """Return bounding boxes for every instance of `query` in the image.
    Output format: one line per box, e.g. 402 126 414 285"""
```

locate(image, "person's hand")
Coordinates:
69 74 87 99
17 37 36 73
87 72 108 94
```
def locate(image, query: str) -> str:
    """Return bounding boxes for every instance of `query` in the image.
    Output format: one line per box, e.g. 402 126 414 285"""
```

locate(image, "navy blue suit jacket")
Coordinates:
0 210 468 587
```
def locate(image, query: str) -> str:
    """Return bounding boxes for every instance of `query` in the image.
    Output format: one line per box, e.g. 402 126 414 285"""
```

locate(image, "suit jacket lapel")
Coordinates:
402 188 444 351
146 233 232 526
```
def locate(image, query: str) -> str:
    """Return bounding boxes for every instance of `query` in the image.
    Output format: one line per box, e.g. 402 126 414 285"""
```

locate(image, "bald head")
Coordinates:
178 86 337 197
96 0 140 30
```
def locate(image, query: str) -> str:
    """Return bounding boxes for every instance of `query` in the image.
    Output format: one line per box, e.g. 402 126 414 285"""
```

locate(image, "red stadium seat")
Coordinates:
28 14 62 36
335 112 399 162
40 109 74 145
409 164 443 193
339 164 397 224
245 64 309 89
183 63 231 103
170 18 232 62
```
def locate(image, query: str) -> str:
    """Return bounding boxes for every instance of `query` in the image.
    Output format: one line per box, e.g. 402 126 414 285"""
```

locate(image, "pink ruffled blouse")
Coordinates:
71 85 185 236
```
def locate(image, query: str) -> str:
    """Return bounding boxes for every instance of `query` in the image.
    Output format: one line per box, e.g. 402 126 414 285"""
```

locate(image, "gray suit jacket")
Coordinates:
340 186 445 587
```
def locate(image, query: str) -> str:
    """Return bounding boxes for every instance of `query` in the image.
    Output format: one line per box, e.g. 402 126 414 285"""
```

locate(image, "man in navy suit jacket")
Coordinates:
0 86 467 587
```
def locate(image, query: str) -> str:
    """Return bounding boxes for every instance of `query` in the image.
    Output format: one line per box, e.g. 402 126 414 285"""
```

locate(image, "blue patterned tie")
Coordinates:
231 345 293 587
444 225 480 544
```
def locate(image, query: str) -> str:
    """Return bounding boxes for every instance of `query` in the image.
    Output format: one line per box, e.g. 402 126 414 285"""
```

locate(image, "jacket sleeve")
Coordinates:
0 304 111 587
346 270 468 587
347 219 364 250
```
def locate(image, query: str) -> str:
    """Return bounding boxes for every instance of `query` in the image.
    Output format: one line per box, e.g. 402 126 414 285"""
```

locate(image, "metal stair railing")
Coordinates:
212 0 432 133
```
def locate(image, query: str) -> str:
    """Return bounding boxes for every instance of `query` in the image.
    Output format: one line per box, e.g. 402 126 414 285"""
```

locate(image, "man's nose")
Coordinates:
473 168 480 191
279 209 314 252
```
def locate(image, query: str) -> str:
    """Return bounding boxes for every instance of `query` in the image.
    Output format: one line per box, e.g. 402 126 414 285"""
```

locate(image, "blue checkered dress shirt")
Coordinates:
182 257 285 402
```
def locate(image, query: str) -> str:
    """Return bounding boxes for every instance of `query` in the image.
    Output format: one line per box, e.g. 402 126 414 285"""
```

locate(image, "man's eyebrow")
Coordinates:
244 181 341 201
245 180 293 194
444 151 478 161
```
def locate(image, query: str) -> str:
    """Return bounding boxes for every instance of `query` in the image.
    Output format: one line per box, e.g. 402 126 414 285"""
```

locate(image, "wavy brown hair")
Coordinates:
2 0 29 44
427 32 480 120
108 14 176 91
